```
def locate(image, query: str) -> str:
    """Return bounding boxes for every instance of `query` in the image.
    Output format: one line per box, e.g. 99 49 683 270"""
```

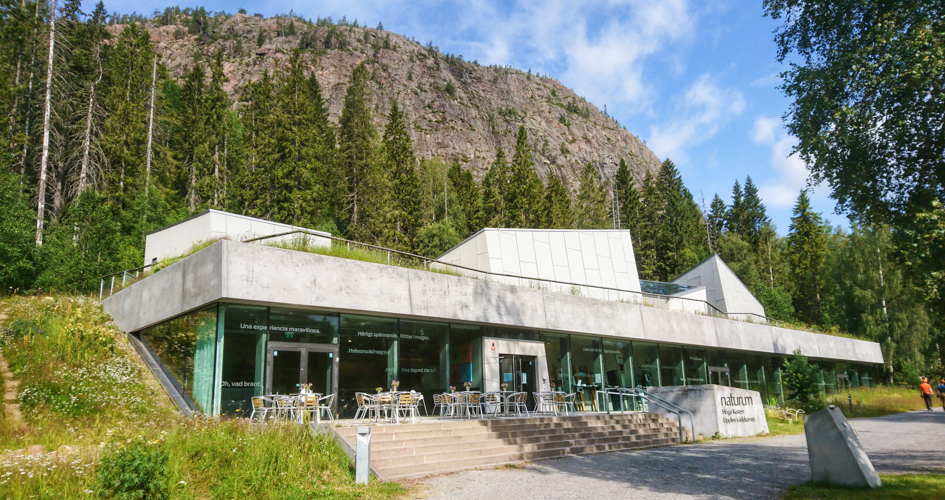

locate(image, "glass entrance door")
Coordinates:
708 366 731 386
266 342 339 410
499 355 536 408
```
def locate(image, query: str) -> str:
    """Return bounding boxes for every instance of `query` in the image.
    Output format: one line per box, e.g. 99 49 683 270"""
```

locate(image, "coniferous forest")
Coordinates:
0 4 941 383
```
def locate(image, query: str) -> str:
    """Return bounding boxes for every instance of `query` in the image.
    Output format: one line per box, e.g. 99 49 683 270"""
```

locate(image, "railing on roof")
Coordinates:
98 229 782 328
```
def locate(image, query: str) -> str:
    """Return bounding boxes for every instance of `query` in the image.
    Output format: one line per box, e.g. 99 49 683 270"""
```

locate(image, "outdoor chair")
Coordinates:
506 392 529 417
354 392 379 422
464 392 483 419
395 393 420 424
554 392 570 415
377 393 395 422
432 393 445 416
249 396 274 422
412 391 429 415
444 393 465 418
274 395 297 421
533 392 557 415
483 392 503 417
317 393 335 422
299 394 321 423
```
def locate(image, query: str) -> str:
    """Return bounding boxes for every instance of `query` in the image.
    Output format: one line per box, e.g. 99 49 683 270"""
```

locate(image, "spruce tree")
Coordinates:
272 50 318 226
573 162 610 229
383 100 420 251
237 70 279 218
481 148 509 227
708 194 728 249
542 171 572 229
741 176 770 244
653 159 708 280
614 158 632 228
785 190 829 324
339 62 386 243
635 169 660 280
727 179 744 235
446 162 481 238
506 126 543 228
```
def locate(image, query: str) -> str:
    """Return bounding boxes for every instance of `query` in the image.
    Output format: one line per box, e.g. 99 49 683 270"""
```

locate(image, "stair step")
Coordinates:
380 437 679 479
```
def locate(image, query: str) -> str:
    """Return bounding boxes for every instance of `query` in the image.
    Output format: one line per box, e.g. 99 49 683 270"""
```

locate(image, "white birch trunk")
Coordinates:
144 54 157 195
78 80 95 193
35 0 55 246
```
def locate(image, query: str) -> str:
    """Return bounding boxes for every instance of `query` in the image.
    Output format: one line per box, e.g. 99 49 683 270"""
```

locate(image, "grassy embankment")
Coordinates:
0 295 404 499
764 386 931 437
784 474 945 499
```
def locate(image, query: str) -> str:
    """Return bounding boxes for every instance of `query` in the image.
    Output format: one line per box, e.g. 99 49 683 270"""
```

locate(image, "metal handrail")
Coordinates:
96 228 783 329
597 387 695 443
241 229 774 323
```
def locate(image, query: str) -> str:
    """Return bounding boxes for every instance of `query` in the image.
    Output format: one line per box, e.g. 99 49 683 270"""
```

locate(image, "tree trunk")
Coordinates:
144 54 156 195
78 81 95 193
35 0 56 246
213 144 219 207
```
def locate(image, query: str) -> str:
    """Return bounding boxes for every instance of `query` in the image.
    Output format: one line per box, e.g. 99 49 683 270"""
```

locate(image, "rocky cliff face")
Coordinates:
130 14 662 189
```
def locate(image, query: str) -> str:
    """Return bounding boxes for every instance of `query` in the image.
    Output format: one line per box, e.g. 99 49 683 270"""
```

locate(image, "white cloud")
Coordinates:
754 119 823 209
750 72 781 88
751 116 780 144
646 74 745 163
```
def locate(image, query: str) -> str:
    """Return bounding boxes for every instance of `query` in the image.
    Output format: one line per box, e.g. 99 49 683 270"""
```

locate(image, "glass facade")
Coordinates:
136 302 884 416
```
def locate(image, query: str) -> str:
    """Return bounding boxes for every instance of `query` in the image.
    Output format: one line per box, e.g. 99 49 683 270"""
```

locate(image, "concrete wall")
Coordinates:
648 385 769 438
438 229 643 297
104 240 884 365
480 339 550 393
672 254 767 319
143 210 330 266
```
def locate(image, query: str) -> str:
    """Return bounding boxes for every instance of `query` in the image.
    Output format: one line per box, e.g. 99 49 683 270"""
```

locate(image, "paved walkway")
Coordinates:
408 409 945 499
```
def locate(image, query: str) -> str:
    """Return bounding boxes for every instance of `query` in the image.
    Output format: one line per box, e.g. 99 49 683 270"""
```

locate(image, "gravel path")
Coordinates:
408 408 945 499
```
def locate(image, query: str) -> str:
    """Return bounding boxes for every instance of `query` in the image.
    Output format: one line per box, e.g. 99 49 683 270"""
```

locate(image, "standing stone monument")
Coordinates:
804 406 881 488
646 385 768 439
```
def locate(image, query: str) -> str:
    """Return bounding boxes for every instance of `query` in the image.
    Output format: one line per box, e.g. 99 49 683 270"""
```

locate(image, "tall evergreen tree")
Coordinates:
237 70 279 218
573 162 610 229
635 169 660 280
338 62 385 242
614 158 632 229
481 148 509 227
383 100 420 251
785 190 829 324
708 194 728 248
654 159 708 280
741 176 770 244
506 126 543 228
542 171 572 229
446 162 481 238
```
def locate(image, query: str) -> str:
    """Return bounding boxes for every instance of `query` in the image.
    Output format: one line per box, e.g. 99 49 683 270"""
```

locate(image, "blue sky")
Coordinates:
101 0 843 235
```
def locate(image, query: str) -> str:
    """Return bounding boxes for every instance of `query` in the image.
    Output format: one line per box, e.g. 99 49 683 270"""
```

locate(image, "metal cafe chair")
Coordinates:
506 392 529 417
354 392 379 422
395 393 420 424
273 395 297 421
250 396 275 422
299 394 321 424
533 392 557 415
432 393 445 416
377 393 395 422
482 392 503 417
444 393 464 418
554 392 574 416
464 392 483 419
410 390 429 416
317 393 335 422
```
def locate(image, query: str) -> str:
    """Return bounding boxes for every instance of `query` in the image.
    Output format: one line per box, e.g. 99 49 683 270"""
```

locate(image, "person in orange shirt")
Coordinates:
919 377 933 411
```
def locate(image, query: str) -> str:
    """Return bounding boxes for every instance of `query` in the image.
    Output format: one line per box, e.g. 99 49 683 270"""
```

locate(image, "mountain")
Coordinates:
128 13 661 189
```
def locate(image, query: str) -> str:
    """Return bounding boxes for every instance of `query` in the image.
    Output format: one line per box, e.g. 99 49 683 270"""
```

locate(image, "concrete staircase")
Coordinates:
336 413 683 479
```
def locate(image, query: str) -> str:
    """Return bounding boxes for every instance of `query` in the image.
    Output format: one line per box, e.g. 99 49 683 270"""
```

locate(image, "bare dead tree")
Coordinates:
144 53 157 195
36 0 56 246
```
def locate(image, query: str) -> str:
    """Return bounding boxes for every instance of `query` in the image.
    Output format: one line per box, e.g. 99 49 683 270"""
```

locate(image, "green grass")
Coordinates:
783 474 945 499
0 295 406 499
764 411 807 436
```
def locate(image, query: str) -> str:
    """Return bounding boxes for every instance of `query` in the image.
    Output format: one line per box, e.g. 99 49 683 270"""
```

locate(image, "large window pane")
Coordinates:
540 333 571 393
268 307 338 344
658 345 685 386
339 315 398 413
631 342 660 389
602 339 633 411
745 353 766 399
570 335 603 411
219 304 268 416
140 305 218 414
730 351 750 390
763 355 785 405
822 361 837 394
399 320 449 411
449 324 482 391
683 347 707 386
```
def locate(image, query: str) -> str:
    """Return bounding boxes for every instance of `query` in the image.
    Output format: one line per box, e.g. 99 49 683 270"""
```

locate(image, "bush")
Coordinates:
783 348 820 403
96 438 169 500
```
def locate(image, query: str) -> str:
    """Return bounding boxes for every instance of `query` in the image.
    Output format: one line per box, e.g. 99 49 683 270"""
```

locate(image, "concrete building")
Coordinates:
103 212 884 417
672 254 767 321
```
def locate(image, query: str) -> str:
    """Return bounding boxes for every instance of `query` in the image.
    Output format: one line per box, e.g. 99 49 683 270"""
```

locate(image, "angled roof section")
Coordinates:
671 254 766 320
437 228 642 293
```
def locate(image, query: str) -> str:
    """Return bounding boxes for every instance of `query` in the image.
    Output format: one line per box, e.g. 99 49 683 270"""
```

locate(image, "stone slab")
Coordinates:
647 385 769 439
804 406 881 487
